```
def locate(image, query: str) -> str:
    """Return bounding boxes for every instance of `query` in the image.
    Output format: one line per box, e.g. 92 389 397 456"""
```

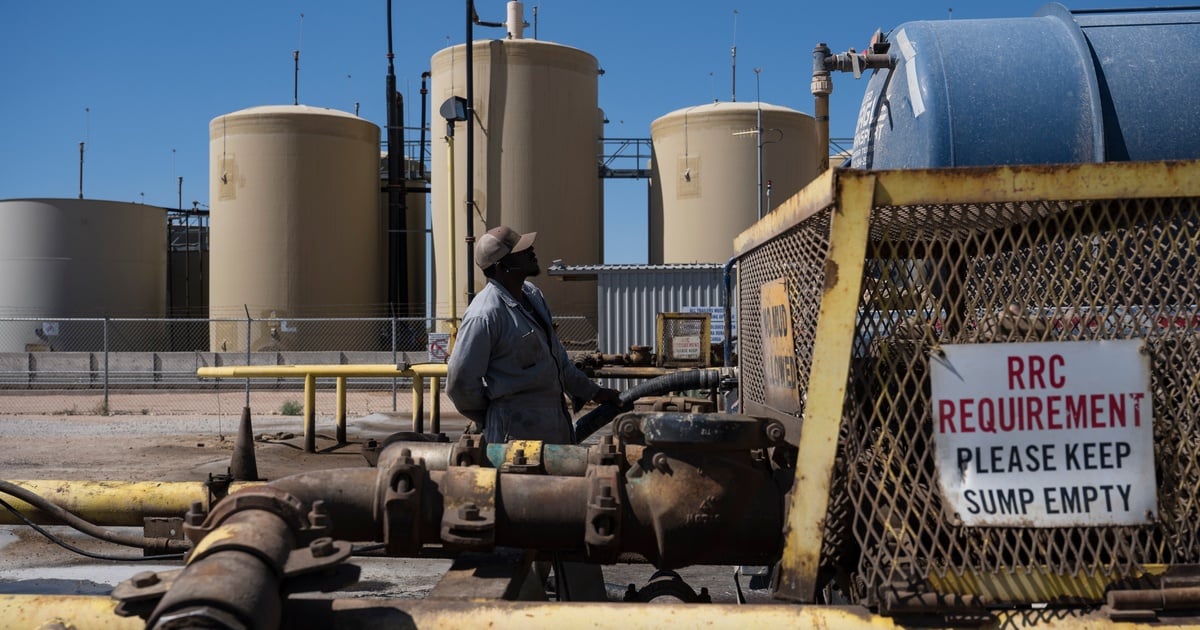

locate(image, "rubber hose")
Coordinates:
0 479 191 553
573 368 725 444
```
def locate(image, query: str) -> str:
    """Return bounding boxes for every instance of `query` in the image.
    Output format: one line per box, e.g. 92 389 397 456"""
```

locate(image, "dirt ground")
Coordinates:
0 399 774 607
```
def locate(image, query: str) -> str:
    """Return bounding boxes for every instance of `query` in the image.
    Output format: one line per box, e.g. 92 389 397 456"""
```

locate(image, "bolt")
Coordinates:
184 501 206 527
309 500 330 528
131 571 159 588
619 420 638 439
652 452 669 472
765 421 786 443
459 502 481 521
309 537 335 558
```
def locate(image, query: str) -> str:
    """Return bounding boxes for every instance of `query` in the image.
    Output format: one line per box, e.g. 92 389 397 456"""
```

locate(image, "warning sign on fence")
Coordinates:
930 340 1155 527
428 333 450 363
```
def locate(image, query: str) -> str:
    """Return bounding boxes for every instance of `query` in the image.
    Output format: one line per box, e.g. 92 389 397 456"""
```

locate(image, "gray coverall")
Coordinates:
446 279 599 444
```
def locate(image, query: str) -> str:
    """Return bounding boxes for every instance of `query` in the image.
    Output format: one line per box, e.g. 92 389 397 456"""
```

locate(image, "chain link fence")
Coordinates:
0 315 596 418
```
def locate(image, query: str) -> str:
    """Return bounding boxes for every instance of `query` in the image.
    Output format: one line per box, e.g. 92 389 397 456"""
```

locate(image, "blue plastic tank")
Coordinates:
851 3 1200 169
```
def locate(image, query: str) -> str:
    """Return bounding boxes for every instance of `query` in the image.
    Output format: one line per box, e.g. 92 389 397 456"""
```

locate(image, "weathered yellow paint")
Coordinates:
196 363 449 379
0 595 142 629
0 480 260 526
775 172 876 603
871 160 1200 206
187 521 244 563
504 440 544 467
926 565 1170 604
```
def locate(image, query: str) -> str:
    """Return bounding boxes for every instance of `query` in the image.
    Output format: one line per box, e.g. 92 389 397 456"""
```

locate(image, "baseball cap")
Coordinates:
474 226 537 268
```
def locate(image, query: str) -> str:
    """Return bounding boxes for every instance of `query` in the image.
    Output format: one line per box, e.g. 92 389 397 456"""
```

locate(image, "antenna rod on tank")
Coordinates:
293 13 304 105
79 107 89 199
731 9 739 102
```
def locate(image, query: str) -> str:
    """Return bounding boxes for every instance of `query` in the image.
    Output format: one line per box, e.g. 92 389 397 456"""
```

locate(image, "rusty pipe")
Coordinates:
812 42 833 174
149 509 295 629
1107 586 1200 611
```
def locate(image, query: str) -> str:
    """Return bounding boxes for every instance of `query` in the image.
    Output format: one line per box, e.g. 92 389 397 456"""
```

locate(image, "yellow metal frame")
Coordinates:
735 160 1200 606
196 363 448 452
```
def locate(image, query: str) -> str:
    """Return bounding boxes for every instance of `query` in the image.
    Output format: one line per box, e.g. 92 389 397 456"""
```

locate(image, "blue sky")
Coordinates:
0 1 1148 263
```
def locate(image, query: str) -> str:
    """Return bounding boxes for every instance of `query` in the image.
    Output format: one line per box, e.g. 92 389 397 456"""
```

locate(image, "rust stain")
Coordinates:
822 259 839 293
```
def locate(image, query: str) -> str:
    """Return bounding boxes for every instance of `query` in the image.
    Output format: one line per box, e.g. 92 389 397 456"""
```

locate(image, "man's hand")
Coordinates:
591 387 620 405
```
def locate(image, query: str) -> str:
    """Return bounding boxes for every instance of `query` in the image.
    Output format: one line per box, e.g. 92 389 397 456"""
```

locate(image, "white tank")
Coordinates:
0 198 165 351
650 102 819 263
429 37 602 333
209 105 382 351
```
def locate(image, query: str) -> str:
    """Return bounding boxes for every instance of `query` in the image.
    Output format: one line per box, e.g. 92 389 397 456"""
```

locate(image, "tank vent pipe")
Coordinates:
507 1 524 39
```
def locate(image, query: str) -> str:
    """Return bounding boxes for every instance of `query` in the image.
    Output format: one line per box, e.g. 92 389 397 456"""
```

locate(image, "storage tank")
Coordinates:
209 105 383 352
429 36 603 338
852 4 1200 169
0 199 166 352
650 102 819 264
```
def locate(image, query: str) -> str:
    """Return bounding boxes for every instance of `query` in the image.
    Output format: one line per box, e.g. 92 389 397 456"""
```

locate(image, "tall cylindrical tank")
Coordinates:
208 105 383 352
852 4 1200 169
650 102 819 264
0 199 165 352
429 37 602 335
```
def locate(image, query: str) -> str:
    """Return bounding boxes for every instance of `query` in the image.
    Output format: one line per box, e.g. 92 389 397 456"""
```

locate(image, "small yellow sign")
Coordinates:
760 278 801 413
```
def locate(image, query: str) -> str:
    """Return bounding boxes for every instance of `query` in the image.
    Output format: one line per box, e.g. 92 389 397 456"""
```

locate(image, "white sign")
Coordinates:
428 333 450 363
682 306 735 345
930 340 1155 527
672 335 701 359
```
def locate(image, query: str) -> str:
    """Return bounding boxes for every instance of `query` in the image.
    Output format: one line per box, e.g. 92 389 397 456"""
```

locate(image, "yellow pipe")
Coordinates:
336 375 347 444
412 374 425 432
0 595 142 629
430 376 441 433
196 364 450 450
0 480 261 526
196 364 447 379
304 372 316 453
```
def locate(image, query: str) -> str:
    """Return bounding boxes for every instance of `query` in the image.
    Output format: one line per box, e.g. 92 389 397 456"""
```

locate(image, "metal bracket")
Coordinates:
450 433 486 467
183 486 314 547
583 465 622 562
376 448 428 555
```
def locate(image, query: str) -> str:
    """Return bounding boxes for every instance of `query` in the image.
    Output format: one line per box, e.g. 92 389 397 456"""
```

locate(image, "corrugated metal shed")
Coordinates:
548 263 731 354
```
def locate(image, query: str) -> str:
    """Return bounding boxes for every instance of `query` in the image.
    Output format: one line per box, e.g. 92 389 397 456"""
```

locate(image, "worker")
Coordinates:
447 225 619 444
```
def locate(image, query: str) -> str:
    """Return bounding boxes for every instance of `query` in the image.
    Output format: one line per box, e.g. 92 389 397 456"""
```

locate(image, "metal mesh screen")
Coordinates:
738 168 1200 607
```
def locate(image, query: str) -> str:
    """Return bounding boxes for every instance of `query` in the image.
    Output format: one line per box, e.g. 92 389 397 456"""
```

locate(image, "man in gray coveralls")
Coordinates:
446 225 619 444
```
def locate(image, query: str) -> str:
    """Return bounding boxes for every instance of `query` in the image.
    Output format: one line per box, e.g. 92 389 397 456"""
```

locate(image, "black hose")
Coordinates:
0 497 184 562
573 368 725 444
0 479 191 554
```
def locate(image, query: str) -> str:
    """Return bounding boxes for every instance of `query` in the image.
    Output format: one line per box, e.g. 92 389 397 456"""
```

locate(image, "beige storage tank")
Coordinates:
649 102 819 263
209 105 383 352
429 36 603 341
0 198 166 352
